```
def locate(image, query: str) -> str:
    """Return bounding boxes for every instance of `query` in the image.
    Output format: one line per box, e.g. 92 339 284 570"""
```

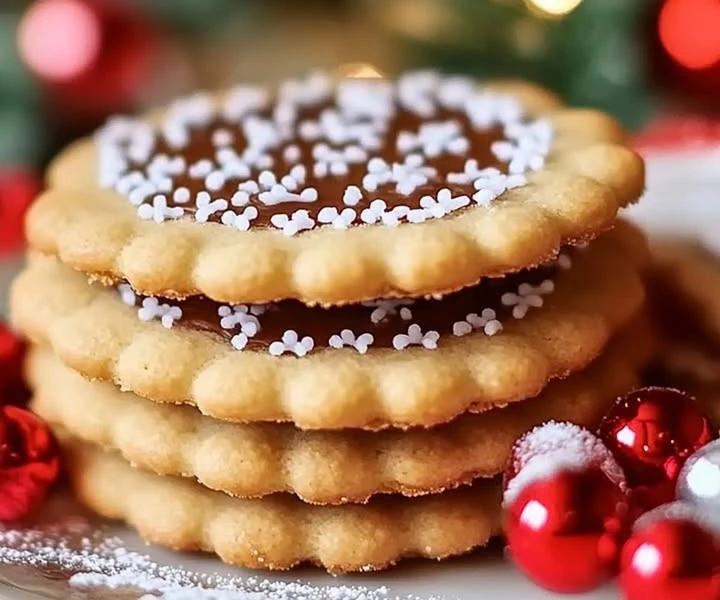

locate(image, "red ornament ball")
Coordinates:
620 502 720 600
18 0 163 119
598 387 716 511
0 405 60 521
0 168 41 255
504 422 631 594
0 321 27 397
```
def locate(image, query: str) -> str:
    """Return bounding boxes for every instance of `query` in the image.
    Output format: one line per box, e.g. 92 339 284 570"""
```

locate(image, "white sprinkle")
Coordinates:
343 185 363 206
128 182 157 206
172 187 191 204
221 206 258 231
258 170 277 188
188 159 213 179
256 154 274 169
117 283 137 306
238 180 260 194
211 128 234 147
268 330 315 357
195 191 228 223
328 329 375 354
317 206 356 229
452 320 473 337
360 199 387 225
363 298 415 324
281 175 298 191
392 324 440 350
230 190 250 207
501 280 554 319
137 195 184 223
205 170 226 192
290 165 306 184
270 209 315 236
300 188 318 202
137 297 183 329
283 144 301 163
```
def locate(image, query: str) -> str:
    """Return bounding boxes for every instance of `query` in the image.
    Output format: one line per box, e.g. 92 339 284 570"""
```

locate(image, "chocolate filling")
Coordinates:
122 252 567 350
125 107 508 226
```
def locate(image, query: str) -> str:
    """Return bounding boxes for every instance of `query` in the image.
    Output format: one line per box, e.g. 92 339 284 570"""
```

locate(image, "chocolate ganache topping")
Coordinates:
98 72 553 235
117 249 571 357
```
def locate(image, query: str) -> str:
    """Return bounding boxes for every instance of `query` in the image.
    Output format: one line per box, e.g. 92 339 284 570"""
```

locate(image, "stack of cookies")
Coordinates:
648 232 720 421
11 72 651 572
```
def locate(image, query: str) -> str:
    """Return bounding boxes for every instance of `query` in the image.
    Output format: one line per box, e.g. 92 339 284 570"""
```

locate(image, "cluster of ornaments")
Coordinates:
0 322 60 521
504 387 720 599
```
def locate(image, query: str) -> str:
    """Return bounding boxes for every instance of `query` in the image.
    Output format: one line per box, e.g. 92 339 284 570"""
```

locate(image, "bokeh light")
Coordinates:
17 0 102 82
335 62 384 79
525 0 584 17
659 0 720 70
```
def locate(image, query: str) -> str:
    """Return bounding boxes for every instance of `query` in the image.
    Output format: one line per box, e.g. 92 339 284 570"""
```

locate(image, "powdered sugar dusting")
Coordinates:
0 517 442 600
503 421 626 506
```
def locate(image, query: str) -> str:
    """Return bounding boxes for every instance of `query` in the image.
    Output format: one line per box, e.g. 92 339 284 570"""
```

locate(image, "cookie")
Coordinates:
646 241 720 388
63 437 502 573
28 315 653 504
11 224 647 430
650 241 720 341
27 72 643 305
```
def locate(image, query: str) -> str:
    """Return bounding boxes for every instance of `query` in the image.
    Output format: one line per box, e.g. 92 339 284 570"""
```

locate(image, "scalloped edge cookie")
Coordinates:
63 437 502 573
29 315 653 504
11 224 647 430
650 241 720 339
27 79 644 305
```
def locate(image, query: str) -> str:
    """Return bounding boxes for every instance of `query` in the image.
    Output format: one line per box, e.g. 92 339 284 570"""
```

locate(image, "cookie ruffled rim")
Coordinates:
27 80 644 305
63 438 502 573
10 224 647 430
30 316 652 504
650 241 720 340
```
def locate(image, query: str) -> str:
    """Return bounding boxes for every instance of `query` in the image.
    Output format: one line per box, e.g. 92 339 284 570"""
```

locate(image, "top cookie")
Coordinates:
28 72 643 305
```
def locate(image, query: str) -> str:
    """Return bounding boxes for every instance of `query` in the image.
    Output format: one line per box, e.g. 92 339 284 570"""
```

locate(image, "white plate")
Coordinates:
0 146 715 600
0 494 620 600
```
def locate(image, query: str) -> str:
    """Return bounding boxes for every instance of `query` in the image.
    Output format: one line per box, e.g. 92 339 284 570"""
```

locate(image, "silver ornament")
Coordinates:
677 438 720 510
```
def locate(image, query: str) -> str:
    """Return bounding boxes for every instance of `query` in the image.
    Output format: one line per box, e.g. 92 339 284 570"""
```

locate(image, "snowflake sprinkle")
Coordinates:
452 308 503 337
392 324 440 350
98 72 555 236
137 297 183 329
501 280 555 319
363 299 415 324
317 206 356 229
270 209 315 236
268 330 315 357
328 330 375 354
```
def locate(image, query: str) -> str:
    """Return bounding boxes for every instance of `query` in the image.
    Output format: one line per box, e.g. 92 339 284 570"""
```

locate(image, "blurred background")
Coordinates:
0 0 719 259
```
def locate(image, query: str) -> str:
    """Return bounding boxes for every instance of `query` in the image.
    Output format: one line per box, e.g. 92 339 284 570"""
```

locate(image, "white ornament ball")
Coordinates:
677 438 720 510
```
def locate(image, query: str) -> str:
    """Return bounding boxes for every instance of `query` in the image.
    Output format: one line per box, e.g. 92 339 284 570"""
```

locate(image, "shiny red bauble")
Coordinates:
620 504 720 600
0 168 41 255
505 466 630 594
0 321 29 406
504 422 630 594
598 387 716 511
0 405 60 521
18 0 164 121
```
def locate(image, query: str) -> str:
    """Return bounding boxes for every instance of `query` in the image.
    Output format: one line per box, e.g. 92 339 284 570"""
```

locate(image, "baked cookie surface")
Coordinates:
63 438 502 573
11 224 647 429
647 241 720 402
29 317 652 504
650 241 720 341
27 73 643 305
